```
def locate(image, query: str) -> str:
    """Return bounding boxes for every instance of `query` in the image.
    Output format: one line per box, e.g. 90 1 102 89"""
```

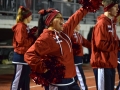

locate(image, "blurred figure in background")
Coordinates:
72 24 91 90
90 0 119 90
10 6 37 90
113 7 120 90
87 26 94 63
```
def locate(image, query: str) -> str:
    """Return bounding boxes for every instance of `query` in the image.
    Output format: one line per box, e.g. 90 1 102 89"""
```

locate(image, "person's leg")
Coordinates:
93 68 116 90
11 64 24 90
104 68 115 90
57 82 80 90
116 55 120 90
76 65 88 90
116 82 120 90
21 65 30 90
69 81 81 90
93 68 98 90
44 86 49 90
10 64 17 90
116 63 120 90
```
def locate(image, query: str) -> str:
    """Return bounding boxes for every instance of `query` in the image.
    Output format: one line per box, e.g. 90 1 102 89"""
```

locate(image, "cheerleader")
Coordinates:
11 6 37 90
72 24 91 90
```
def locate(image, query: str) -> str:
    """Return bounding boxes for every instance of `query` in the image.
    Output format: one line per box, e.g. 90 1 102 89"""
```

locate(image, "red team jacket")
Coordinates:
91 14 119 68
12 22 35 54
24 8 88 78
72 32 91 56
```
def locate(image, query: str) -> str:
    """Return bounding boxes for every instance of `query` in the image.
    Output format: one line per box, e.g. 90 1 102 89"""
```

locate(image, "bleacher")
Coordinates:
0 0 104 24
0 0 120 55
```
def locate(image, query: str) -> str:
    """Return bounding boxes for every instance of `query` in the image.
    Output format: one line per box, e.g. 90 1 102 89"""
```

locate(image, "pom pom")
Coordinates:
30 55 65 86
79 0 102 12
72 42 81 55
30 26 38 34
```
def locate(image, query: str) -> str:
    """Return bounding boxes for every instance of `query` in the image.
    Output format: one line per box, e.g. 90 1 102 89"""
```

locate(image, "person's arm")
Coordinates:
94 23 119 52
24 33 54 73
63 0 102 37
63 8 88 37
80 34 91 49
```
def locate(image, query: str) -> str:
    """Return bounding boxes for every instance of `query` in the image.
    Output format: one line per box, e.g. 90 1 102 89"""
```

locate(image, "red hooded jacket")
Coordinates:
91 14 119 68
12 22 35 54
24 8 88 78
72 32 91 56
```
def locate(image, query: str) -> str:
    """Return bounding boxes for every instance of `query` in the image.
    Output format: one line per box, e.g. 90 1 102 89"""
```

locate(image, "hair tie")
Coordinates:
19 6 32 19
38 9 50 16
19 6 27 11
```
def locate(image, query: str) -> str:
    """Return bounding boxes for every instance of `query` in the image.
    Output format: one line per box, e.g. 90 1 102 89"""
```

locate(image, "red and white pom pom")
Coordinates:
79 0 102 12
30 55 65 86
30 26 38 34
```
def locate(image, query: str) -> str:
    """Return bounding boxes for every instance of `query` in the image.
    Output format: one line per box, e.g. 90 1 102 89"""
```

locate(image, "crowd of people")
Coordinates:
9 0 120 90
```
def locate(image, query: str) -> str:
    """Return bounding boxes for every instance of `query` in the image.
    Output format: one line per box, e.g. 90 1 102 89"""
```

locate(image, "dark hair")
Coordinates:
37 10 49 37
37 15 45 37
87 26 94 42
37 8 59 37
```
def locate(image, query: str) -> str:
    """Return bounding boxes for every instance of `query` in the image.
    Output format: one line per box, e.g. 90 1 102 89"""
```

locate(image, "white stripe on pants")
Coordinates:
76 65 85 90
49 85 58 90
11 65 23 90
98 68 104 90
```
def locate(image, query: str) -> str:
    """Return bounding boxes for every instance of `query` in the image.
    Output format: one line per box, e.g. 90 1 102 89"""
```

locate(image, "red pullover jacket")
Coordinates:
24 8 88 79
12 22 35 54
91 14 119 68
72 32 91 56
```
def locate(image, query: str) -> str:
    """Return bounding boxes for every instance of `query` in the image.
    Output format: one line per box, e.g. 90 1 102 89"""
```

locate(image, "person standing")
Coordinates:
72 24 91 90
113 7 120 90
24 0 102 90
10 6 37 90
90 0 119 90
87 26 94 63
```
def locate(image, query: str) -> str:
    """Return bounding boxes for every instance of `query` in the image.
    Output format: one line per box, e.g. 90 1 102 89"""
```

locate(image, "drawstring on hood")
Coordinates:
54 31 63 55
53 30 72 55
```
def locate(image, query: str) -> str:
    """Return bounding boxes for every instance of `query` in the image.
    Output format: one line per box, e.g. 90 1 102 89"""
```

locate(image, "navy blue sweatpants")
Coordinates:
116 51 120 90
74 56 88 90
11 64 31 90
93 68 115 90
45 78 80 90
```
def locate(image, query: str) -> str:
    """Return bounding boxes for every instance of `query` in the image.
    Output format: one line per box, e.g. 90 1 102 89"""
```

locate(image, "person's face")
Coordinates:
27 15 32 23
51 13 64 31
109 4 119 17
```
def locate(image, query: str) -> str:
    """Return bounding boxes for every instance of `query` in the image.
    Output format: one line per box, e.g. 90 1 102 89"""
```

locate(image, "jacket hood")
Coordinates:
97 14 112 23
12 24 17 32
12 22 27 32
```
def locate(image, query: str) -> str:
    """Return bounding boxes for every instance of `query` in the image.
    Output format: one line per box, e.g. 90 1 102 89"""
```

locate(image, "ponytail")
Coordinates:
37 8 60 37
16 6 32 23
37 15 45 37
